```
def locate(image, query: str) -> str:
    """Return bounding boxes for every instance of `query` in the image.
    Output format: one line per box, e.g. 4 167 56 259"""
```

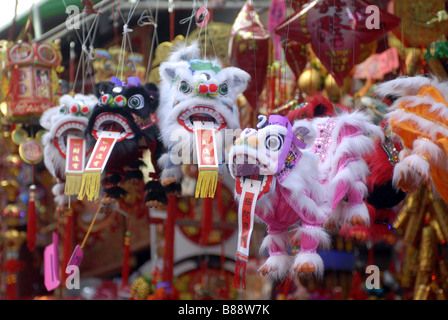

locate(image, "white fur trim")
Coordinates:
259 232 289 254
375 75 439 98
413 138 446 166
293 252 325 279
259 255 293 281
392 154 429 187
336 201 370 226
386 108 448 140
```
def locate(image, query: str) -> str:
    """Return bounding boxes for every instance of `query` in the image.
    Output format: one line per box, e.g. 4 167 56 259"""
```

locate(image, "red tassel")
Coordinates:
232 260 247 290
27 185 37 252
121 231 131 287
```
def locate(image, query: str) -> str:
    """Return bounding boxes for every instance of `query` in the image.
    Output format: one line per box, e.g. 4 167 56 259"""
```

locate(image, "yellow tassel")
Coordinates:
195 170 218 198
65 174 83 196
77 172 101 201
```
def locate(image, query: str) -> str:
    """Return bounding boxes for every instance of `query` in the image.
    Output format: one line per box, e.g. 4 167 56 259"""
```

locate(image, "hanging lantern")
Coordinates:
275 0 401 86
229 0 271 110
4 40 61 123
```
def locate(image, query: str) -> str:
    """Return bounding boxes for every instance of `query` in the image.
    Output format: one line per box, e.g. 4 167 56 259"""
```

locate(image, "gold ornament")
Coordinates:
324 74 352 102
131 276 152 300
298 69 321 96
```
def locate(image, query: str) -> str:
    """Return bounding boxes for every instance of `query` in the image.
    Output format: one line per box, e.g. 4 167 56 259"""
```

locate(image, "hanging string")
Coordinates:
205 16 218 59
139 0 160 83
378 2 391 82
280 0 294 105
61 0 104 93
179 0 198 41
8 0 19 41
116 0 141 81
423 0 431 80
352 0 356 106
330 0 335 103
411 1 416 76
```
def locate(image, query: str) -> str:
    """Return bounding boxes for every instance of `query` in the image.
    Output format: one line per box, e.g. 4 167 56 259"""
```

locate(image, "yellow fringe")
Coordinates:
195 170 218 198
77 172 101 201
64 174 83 196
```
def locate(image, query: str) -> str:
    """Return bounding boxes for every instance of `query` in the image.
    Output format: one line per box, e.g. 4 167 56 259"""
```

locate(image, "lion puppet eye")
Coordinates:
178 81 191 94
128 94 145 109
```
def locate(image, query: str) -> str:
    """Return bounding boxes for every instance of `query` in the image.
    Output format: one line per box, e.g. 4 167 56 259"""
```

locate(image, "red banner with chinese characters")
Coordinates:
65 134 87 197
77 131 119 201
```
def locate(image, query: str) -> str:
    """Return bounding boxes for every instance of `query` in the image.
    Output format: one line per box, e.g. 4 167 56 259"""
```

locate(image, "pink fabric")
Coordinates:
337 124 361 144
279 187 326 225
347 183 364 206
300 224 319 253
330 124 363 210
331 180 349 210
255 183 324 257
268 239 286 256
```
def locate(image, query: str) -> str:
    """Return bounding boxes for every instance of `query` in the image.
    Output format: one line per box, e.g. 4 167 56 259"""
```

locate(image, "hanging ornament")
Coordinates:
298 68 322 96
157 43 249 198
282 40 308 81
389 0 448 48
39 94 97 207
324 74 352 102
376 75 448 201
228 0 271 110
268 0 286 61
291 101 384 234
275 0 400 86
196 7 210 28
78 77 166 206
229 115 329 289
4 40 61 123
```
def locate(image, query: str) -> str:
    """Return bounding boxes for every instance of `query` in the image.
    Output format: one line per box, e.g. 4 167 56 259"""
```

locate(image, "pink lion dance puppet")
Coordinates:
229 115 330 288
293 111 384 232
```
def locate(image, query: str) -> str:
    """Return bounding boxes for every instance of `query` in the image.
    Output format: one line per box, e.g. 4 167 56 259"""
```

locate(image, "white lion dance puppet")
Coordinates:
40 93 98 208
157 43 250 198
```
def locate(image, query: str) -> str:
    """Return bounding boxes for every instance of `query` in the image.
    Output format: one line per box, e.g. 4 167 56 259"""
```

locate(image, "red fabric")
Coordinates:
121 234 131 287
26 188 37 252
200 198 214 246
